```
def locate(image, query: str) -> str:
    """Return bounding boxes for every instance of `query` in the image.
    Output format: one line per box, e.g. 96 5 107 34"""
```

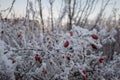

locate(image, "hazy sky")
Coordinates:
0 0 120 19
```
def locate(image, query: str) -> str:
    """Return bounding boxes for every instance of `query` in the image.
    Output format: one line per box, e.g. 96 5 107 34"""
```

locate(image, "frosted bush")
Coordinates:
0 22 119 80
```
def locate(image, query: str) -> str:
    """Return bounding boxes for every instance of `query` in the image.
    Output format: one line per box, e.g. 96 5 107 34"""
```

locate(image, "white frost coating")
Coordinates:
0 22 118 80
0 40 6 54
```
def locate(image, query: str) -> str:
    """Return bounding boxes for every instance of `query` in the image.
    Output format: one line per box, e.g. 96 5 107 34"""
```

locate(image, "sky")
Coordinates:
0 0 61 17
0 0 120 20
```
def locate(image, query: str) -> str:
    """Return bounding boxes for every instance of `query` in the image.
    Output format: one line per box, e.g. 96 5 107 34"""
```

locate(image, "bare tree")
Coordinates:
37 0 45 33
67 0 76 30
81 0 98 27
6 0 16 18
55 0 67 32
76 0 89 26
93 0 111 29
25 0 30 32
49 0 55 31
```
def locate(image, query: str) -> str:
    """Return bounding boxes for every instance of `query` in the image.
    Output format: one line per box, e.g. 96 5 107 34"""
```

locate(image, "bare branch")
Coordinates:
93 0 111 28
37 0 45 33
6 0 16 18
49 0 55 31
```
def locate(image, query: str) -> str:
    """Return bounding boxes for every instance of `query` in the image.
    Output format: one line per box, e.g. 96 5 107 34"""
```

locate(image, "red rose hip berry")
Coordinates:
69 31 73 36
64 40 69 48
99 58 104 63
91 44 97 49
91 34 98 40
35 54 42 63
